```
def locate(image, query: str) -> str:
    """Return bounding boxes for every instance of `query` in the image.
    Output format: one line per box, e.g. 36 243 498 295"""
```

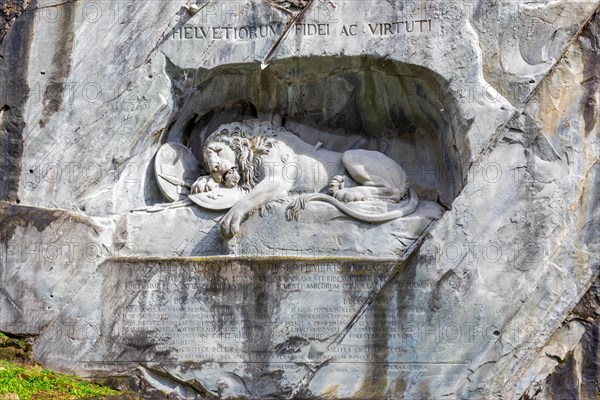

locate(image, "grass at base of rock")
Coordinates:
0 331 126 399
0 359 120 400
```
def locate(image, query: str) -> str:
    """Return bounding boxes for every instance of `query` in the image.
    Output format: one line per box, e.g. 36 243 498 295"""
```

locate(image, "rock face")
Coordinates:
0 0 598 399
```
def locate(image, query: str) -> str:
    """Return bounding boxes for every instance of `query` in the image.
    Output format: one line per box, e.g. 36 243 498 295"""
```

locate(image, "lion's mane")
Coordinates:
203 120 280 189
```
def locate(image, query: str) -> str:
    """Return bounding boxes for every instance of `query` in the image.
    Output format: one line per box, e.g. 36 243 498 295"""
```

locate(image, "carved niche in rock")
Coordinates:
155 120 435 238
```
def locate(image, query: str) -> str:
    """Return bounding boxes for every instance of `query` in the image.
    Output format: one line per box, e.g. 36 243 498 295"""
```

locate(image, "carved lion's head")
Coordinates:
203 120 279 189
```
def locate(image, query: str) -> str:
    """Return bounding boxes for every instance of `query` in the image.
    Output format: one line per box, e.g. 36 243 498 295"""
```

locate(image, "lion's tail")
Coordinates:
286 188 419 223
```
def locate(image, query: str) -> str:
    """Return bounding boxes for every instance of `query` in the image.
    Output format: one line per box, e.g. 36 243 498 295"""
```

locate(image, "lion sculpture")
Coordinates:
190 120 418 238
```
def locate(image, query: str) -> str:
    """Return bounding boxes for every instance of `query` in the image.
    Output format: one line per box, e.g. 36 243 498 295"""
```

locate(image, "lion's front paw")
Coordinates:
220 208 244 238
333 189 365 203
191 176 217 194
328 175 346 195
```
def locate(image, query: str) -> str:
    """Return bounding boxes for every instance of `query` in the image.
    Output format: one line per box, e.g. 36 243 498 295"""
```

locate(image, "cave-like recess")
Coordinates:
164 56 471 205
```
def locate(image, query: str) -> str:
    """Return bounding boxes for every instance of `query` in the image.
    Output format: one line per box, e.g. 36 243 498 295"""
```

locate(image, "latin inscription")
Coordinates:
80 261 485 371
172 23 283 40
94 262 486 368
172 19 433 40
108 261 402 363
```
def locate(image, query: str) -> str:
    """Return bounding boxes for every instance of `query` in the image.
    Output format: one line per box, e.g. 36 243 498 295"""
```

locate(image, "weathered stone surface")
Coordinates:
472 0 598 107
0 0 598 398
0 202 115 334
34 259 404 398
0 0 29 44
522 276 600 399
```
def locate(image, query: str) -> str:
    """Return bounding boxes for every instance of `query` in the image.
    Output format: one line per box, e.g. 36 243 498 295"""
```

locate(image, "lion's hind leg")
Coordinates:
335 149 407 203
